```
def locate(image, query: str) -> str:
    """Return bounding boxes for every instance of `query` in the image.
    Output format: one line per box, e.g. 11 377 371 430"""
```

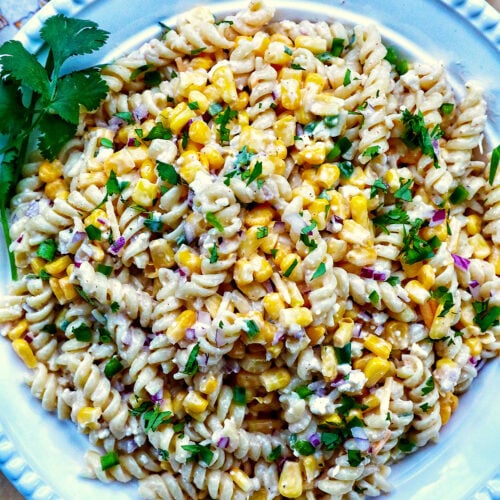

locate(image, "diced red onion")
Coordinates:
223 358 240 374
72 231 86 245
352 323 363 338
198 353 209 368
16 234 24 243
118 437 139 454
334 215 344 224
197 311 212 325
308 432 321 448
215 329 225 347
429 209 446 227
360 268 389 281
296 123 304 136
351 427 370 451
271 89 278 100
109 236 126 255
24 332 33 343
128 137 137 147
432 138 440 158
263 280 274 294
75 261 81 268
452 253 470 272
97 217 108 225
184 222 196 244
331 374 345 388
132 105 148 123
217 436 230 449
469 280 480 299
375 324 384 335
273 221 285 232
108 116 125 131
358 311 372 322
150 390 163 405
185 328 196 341
25 201 39 217
272 329 285 345
187 189 195 208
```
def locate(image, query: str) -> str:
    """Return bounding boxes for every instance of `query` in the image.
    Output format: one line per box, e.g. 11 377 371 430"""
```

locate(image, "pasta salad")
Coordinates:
0 1 499 498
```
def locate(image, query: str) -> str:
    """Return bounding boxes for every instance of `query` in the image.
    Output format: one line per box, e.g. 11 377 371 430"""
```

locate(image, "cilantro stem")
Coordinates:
0 204 16 280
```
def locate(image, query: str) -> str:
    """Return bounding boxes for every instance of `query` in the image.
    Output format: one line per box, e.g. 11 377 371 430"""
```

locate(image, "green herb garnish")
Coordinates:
157 161 179 185
206 212 224 232
244 319 260 339
104 356 123 378
311 262 326 280
232 386 246 405
421 376 435 396
181 444 213 465
100 451 120 471
183 342 201 376
347 449 363 466
73 323 92 342
37 238 57 261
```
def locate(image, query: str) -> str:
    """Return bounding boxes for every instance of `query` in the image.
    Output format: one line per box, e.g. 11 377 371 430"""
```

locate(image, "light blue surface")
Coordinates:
0 0 499 499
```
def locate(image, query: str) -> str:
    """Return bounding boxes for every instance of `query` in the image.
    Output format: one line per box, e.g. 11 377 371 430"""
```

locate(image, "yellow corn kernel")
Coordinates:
328 189 348 219
439 392 459 425
322 413 342 426
442 392 459 412
465 214 481 235
361 394 380 410
469 234 491 259
301 455 318 483
280 253 302 281
199 374 218 395
262 293 285 320
364 357 391 387
418 264 435 290
230 468 254 493
183 390 209 414
77 406 102 430
279 461 303 499
280 307 313 328
202 84 221 103
12 338 37 368
211 64 238 104
405 280 431 305
350 195 369 228
273 114 296 147
464 337 482 357
189 56 214 71
306 325 326 346
188 120 211 145
234 259 253 287
197 146 222 172
321 345 337 380
304 72 327 91
345 246 377 267
264 41 293 65
421 223 448 243
340 219 372 246
38 160 63 183
188 90 210 113
260 368 291 391
244 206 275 227
8 320 29 341
132 178 158 207
176 247 201 274
172 390 188 417
281 77 301 110
364 334 392 359
30 257 46 275
384 169 400 191
169 102 197 135
176 70 208 98
308 198 330 229
270 33 293 45
58 276 78 301
233 91 250 111
316 163 340 188
346 409 363 422
150 239 175 269
333 319 354 347
436 358 458 370
84 209 107 230
44 256 72 277
166 310 196 342
429 305 453 339
49 277 65 304
139 158 157 183
44 179 67 200
297 143 326 166
294 36 327 54
292 183 317 204
254 257 273 283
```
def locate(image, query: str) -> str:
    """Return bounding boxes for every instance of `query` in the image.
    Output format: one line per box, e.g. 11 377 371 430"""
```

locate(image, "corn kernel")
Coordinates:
429 306 453 339
150 239 175 268
405 280 431 305
316 163 340 188
189 120 211 145
297 143 326 165
199 375 218 395
254 257 273 283
364 356 391 387
262 293 285 320
464 337 482 357
77 406 102 430
418 264 435 290
260 368 291 391
322 414 342 426
230 468 253 493
211 64 238 104
39 160 63 183
233 91 250 111
8 320 29 341
281 77 301 110
469 234 491 259
169 102 197 135
306 325 325 346
280 254 302 281
350 195 369 228
279 461 303 499
321 345 337 380
183 390 209 414
346 409 363 422
363 334 392 359
273 114 296 147
44 256 72 277
58 276 78 301
465 214 481 235
12 338 37 368
264 41 293 65
200 146 224 171
188 90 210 113
166 310 196 342
294 36 327 54
84 209 108 230
132 178 158 207
44 179 67 200
436 358 458 370
304 73 327 91
333 319 354 347
361 394 380 410
244 206 275 227
189 56 213 72
172 390 188 417
280 307 313 328
301 455 318 482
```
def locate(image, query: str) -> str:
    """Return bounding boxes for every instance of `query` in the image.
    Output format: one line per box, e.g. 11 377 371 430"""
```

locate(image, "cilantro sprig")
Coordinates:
0 15 109 279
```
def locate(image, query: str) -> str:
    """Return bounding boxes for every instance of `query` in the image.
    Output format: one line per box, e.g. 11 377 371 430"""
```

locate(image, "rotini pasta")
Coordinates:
0 2 498 500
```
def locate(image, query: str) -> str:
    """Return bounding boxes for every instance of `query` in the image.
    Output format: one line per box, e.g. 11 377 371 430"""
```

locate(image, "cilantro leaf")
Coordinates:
0 81 27 135
489 145 500 185
397 437 416 453
472 300 500 332
0 40 50 97
144 122 172 140
401 109 438 167
394 178 413 202
143 406 173 432
183 342 201 376
49 69 108 124
157 161 179 185
182 444 213 465
370 178 388 199
37 114 77 161
372 205 410 233
40 15 109 73
244 319 260 338
347 449 363 466
430 286 454 317
421 376 435 396
267 445 282 462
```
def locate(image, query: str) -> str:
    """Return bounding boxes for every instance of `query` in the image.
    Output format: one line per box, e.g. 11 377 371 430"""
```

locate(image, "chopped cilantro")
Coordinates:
37 238 57 261
398 437 416 453
300 221 318 249
100 137 113 148
100 451 119 471
104 356 123 378
234 146 255 168
206 212 224 232
326 136 352 162
284 46 293 55
267 445 282 462
489 145 500 185
421 376 435 396
386 276 400 286
347 449 363 466
430 286 454 317
368 290 380 306
73 323 92 342
41 323 57 334
372 205 410 233
144 122 172 141
242 160 263 186
294 385 314 399
257 226 268 239
144 215 164 233
311 262 326 280
143 406 173 433
401 109 438 167
114 111 134 124
384 46 408 75
182 444 213 465
110 301 120 313
338 161 354 178
334 343 352 364
244 319 260 339
232 386 246 405
214 106 237 143
156 161 179 185
283 258 298 278
370 178 388 198
183 342 200 376
394 178 413 202
449 185 469 204
291 63 305 70
292 439 315 456
472 300 500 332
362 145 380 159
208 103 223 116
188 101 199 110
190 47 207 55
343 68 351 86
420 403 430 412
209 243 218 264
